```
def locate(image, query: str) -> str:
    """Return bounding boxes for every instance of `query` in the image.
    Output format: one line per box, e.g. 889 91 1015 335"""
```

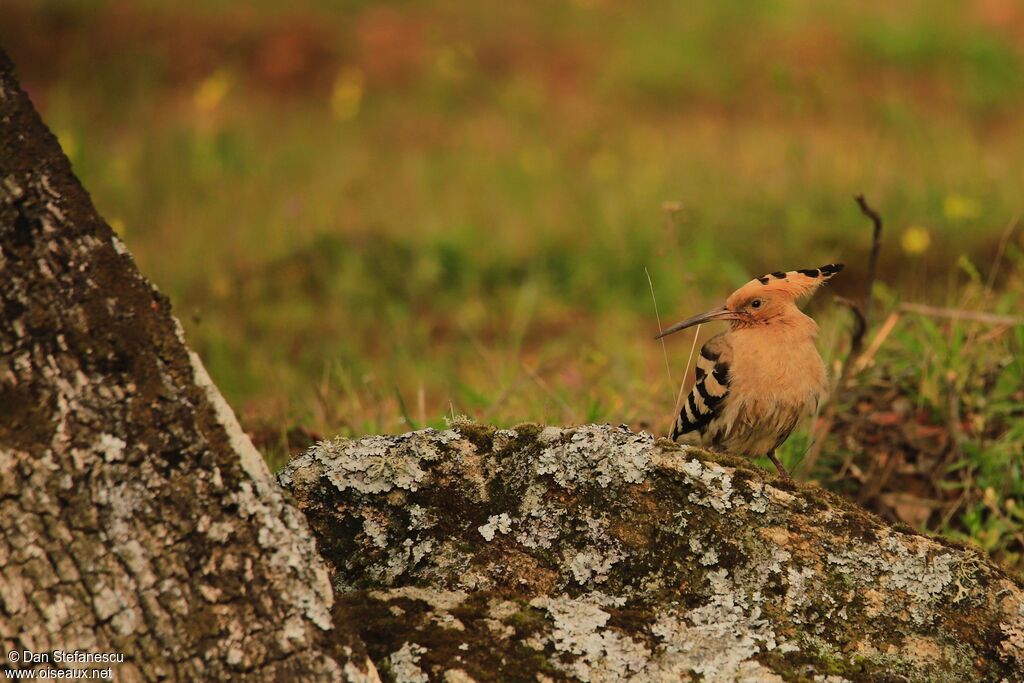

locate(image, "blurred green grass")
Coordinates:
4 0 1024 571
2 1 1021 442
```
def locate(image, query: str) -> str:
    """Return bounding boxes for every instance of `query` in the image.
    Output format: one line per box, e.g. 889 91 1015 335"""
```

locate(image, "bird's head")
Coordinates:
655 263 843 339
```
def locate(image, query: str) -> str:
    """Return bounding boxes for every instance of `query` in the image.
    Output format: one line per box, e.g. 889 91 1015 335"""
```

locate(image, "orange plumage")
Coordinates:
656 264 844 477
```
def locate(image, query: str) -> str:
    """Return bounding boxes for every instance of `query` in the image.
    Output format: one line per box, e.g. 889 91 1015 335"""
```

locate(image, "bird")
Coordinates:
655 263 844 478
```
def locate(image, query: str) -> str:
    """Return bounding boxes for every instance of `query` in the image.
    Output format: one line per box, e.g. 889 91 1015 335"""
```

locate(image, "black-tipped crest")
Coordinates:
755 263 844 286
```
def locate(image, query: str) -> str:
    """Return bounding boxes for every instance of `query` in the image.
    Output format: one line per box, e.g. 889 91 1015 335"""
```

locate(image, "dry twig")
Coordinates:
897 302 1024 327
855 193 883 331
646 266 676 405
852 311 902 374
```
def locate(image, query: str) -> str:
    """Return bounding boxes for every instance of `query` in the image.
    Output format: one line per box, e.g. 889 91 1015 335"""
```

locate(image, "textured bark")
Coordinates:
282 423 1024 682
0 50 377 681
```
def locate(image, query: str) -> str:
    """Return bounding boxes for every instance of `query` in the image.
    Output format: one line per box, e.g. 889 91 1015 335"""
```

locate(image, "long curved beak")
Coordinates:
654 305 738 340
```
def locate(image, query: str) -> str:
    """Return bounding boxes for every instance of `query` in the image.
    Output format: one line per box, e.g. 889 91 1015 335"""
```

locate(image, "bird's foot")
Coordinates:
766 451 792 481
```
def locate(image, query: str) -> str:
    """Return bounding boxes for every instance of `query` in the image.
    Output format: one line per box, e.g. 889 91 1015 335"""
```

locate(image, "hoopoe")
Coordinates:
655 264 844 478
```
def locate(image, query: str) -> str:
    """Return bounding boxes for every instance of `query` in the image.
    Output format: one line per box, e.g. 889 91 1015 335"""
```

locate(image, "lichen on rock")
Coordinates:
282 422 1024 682
478 513 512 541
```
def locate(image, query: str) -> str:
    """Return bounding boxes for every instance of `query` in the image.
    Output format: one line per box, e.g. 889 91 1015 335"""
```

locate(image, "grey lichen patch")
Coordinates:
744 479 771 514
292 428 471 497
315 436 423 494
679 458 736 512
650 612 783 683
525 586 784 683
363 515 390 549
653 568 781 681
562 516 626 587
568 545 623 585
688 537 719 567
407 504 437 531
825 532 966 625
783 564 817 617
534 425 654 490
477 513 512 541
388 642 428 683
530 595 651 682
514 483 566 551
441 669 476 683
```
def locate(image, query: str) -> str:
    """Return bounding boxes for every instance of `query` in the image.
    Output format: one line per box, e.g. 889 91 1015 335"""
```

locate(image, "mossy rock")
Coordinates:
282 423 1024 682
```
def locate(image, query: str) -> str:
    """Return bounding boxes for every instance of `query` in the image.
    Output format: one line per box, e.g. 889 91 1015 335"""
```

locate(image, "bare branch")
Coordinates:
854 193 883 329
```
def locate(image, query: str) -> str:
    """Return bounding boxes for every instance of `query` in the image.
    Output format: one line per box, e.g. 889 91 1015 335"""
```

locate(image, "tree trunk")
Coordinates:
0 50 377 681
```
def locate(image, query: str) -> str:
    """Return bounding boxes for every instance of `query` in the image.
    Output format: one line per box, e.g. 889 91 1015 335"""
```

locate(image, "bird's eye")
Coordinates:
751 299 763 309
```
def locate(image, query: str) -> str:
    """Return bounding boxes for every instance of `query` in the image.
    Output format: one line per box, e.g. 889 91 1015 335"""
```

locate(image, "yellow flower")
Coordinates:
900 225 931 256
943 194 980 221
194 71 230 112
331 67 364 121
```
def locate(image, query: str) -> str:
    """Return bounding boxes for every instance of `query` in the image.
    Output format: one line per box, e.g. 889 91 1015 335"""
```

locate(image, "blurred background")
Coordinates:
2 1 1022 568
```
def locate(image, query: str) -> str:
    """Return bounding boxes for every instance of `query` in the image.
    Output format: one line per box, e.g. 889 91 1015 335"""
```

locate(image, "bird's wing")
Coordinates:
671 333 731 442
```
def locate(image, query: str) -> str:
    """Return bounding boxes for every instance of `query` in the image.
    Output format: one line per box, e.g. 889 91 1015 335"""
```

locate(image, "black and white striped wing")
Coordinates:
671 334 731 443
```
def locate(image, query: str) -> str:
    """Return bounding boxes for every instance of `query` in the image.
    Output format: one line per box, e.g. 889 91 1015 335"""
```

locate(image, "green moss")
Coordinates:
821 505 882 544
452 420 496 454
508 422 545 442
759 635 922 682
655 441 758 473
503 605 549 638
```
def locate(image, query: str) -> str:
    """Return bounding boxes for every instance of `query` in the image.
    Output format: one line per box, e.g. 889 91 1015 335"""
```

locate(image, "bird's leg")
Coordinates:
766 450 792 481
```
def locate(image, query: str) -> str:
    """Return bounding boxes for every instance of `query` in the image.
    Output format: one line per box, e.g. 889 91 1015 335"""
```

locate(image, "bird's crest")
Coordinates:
727 263 843 307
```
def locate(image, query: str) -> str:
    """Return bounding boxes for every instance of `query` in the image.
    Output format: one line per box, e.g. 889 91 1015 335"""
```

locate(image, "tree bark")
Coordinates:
0 50 377 681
